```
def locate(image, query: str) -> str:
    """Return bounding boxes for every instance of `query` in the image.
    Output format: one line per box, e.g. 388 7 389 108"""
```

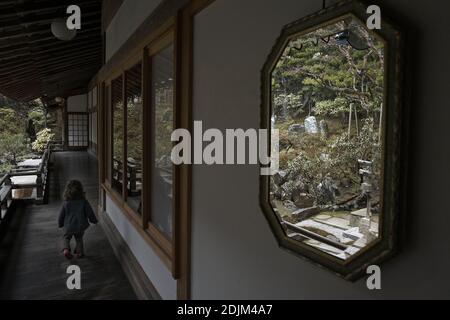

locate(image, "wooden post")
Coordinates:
36 174 43 204
129 163 137 195
5 175 11 186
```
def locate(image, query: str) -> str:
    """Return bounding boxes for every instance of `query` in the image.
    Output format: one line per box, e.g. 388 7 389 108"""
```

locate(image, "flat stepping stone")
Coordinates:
11 175 37 185
17 159 42 167
318 217 350 230
297 219 348 243
315 214 331 220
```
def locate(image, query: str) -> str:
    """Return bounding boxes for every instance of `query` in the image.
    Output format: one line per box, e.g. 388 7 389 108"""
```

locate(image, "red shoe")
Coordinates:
63 249 73 260
76 253 85 259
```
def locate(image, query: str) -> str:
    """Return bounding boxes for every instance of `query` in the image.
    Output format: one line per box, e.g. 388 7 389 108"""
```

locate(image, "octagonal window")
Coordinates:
269 16 386 261
261 2 403 279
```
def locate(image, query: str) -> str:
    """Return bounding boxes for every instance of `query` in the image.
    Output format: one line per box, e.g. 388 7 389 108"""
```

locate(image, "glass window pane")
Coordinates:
269 17 384 260
151 44 174 239
112 76 124 196
126 62 143 215
106 85 112 182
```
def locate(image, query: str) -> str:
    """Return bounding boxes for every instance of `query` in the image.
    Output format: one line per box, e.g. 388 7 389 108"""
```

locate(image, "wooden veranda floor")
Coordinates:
0 152 136 300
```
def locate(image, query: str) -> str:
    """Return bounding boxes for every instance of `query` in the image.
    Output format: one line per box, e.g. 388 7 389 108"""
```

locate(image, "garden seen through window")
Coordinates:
126 63 143 215
270 16 385 260
111 75 124 196
150 44 174 240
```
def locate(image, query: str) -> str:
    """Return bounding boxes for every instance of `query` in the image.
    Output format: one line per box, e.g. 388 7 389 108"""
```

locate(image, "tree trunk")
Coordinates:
348 103 353 137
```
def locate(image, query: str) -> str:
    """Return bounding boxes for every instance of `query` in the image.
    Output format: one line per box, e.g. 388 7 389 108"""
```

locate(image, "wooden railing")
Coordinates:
112 158 142 196
0 173 13 226
283 220 349 251
11 147 50 204
48 140 64 152
0 143 53 206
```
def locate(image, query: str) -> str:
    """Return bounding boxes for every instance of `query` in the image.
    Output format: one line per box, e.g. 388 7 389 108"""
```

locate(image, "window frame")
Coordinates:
87 86 98 154
66 112 89 150
259 2 404 281
94 1 215 298
123 61 144 218
144 29 177 258
110 73 125 198
102 20 178 273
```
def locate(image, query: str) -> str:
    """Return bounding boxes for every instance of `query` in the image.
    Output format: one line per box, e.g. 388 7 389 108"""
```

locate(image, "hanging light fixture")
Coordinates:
51 18 76 41
289 28 369 57
334 29 369 50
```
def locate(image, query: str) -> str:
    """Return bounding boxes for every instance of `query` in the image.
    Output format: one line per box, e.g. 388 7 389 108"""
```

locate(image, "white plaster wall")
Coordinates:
67 94 87 112
105 195 177 300
191 0 450 299
105 0 163 62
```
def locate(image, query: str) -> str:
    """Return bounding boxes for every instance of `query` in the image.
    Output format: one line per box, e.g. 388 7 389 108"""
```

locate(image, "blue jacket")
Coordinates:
58 199 98 234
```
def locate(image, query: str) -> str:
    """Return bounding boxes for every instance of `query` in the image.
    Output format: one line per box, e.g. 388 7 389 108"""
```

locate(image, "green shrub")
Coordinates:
32 128 54 153
0 133 27 165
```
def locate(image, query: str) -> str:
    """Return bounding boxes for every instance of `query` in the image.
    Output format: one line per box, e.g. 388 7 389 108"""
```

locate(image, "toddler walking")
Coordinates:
58 180 98 259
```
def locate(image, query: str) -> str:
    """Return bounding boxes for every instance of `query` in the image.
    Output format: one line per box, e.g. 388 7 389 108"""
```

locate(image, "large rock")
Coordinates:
282 200 298 212
281 179 305 201
316 176 340 205
272 170 287 186
292 192 314 208
338 193 367 211
288 124 305 134
319 120 329 138
292 206 320 220
319 153 330 162
304 116 319 134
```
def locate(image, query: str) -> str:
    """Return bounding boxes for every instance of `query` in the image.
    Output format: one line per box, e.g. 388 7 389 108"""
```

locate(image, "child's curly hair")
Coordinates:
63 180 85 201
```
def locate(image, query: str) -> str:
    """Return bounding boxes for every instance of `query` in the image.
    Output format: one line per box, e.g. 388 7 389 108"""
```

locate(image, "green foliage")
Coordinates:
0 107 24 135
0 106 28 173
271 17 384 209
126 98 143 161
272 17 384 121
0 162 12 175
113 102 124 163
28 108 46 133
327 118 381 184
273 93 303 119
0 133 27 165
315 97 348 116
0 102 48 175
154 88 173 164
281 119 380 205
32 128 54 153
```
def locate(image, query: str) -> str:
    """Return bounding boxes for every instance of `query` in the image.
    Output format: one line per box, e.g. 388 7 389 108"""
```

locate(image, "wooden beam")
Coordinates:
0 23 101 49
0 0 100 20
0 20 101 43
0 41 101 69
0 11 101 31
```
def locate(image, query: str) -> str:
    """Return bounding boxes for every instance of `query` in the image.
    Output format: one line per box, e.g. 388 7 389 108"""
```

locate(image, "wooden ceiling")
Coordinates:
0 0 102 102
